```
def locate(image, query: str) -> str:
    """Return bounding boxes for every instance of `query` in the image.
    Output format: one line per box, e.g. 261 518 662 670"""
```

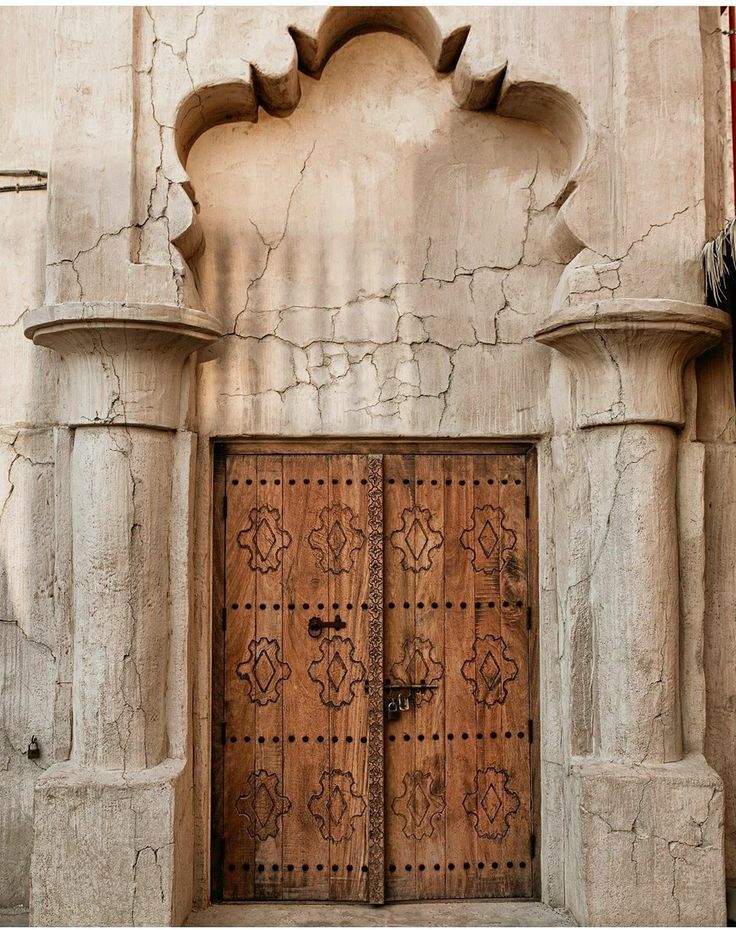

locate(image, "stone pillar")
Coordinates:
23 303 222 926
537 298 729 926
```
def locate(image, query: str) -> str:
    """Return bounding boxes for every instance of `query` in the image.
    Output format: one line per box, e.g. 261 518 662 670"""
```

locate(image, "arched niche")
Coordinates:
168 6 588 293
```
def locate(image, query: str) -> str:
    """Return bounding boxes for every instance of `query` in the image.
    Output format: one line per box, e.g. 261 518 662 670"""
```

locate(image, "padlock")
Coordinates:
27 736 39 760
386 699 399 721
398 693 410 712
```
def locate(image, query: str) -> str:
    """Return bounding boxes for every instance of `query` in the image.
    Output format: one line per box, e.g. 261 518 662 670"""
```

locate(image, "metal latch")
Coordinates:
307 614 346 637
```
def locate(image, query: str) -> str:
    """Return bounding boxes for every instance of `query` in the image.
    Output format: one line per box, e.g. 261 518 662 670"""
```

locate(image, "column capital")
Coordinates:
535 298 730 429
24 301 223 429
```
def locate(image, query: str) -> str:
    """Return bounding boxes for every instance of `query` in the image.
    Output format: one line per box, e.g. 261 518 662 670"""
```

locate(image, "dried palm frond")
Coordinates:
703 217 736 309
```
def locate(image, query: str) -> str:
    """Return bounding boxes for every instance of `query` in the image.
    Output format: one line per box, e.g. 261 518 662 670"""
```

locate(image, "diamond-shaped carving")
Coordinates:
236 637 291 705
254 783 275 827
253 649 276 693
411 648 430 685
390 507 443 573
390 637 443 705
255 517 276 562
463 767 519 840
481 783 501 824
406 518 429 561
462 634 517 706
391 770 445 840
309 770 366 842
308 635 366 707
477 519 499 559
237 505 291 574
236 770 291 841
460 504 516 577
328 520 348 559
309 502 366 574
328 786 348 825
479 651 501 694
327 651 348 690
408 783 430 826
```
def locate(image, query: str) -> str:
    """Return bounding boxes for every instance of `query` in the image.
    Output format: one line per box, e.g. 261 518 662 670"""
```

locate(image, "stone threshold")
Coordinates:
187 901 576 927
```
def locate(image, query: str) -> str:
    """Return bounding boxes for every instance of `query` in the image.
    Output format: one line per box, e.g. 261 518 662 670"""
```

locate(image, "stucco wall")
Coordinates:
1 6 736 921
0 7 60 906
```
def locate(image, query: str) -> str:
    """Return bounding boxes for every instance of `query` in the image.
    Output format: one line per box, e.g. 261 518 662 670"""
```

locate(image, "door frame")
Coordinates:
210 439 540 902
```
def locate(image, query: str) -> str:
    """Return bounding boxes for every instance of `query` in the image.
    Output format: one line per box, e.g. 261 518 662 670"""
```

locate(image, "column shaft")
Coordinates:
71 427 173 769
586 424 681 763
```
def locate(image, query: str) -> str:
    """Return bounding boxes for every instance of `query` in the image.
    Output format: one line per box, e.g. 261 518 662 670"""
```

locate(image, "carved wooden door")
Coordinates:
218 454 383 902
216 450 534 903
382 453 533 901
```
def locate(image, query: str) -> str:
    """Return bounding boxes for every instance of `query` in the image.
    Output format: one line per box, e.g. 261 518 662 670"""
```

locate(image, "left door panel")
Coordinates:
220 454 374 902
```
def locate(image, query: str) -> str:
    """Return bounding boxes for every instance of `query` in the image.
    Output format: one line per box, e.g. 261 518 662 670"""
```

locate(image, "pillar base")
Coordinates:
567 755 725 926
30 759 191 927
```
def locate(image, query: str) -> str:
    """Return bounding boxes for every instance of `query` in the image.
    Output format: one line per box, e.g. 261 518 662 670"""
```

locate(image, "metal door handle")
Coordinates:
307 615 346 637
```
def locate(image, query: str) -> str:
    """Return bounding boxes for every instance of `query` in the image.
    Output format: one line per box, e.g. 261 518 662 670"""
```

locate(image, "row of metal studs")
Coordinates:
386 478 522 486
227 862 368 873
388 861 526 872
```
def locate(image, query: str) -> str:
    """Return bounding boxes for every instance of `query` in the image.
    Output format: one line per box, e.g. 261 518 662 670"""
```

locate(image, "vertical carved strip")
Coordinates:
366 454 385 904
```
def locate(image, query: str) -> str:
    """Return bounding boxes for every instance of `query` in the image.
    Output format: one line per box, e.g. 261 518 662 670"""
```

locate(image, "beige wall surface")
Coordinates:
1 6 736 924
0 6 60 906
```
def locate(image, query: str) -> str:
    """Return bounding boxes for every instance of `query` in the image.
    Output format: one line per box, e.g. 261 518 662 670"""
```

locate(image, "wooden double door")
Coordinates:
213 450 536 903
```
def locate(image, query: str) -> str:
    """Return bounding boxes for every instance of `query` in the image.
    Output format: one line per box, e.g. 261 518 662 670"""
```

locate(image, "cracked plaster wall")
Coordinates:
188 32 570 439
0 7 60 907
3 4 736 920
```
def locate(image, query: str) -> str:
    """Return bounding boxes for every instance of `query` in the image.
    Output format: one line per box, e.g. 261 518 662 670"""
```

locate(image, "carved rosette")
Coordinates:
390 506 443 573
463 766 520 841
308 769 367 843
389 637 444 704
391 770 445 840
236 637 291 705
460 504 517 577
236 769 291 841
237 504 292 574
462 634 518 706
308 502 366 574
308 635 366 707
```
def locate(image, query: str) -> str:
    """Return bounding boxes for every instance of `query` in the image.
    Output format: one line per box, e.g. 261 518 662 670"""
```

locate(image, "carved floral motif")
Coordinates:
308 769 367 843
390 506 443 573
391 769 445 840
236 637 291 705
461 634 517 706
237 505 292 574
236 769 291 841
460 504 517 577
308 502 366 574
308 635 366 707
463 766 520 840
389 636 443 704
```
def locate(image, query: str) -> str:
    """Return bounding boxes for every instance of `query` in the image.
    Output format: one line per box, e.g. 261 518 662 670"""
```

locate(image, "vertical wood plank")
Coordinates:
413 454 446 899
223 454 257 901
281 454 330 899
496 453 531 897
471 454 531 897
254 455 284 898
383 454 417 901
328 454 370 901
443 454 477 898
211 451 226 902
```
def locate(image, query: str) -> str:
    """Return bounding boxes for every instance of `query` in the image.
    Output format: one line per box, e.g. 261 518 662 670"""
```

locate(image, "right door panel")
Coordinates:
383 453 533 901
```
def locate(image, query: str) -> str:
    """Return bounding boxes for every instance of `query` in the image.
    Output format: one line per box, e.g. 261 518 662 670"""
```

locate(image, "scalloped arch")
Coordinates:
171 7 589 273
